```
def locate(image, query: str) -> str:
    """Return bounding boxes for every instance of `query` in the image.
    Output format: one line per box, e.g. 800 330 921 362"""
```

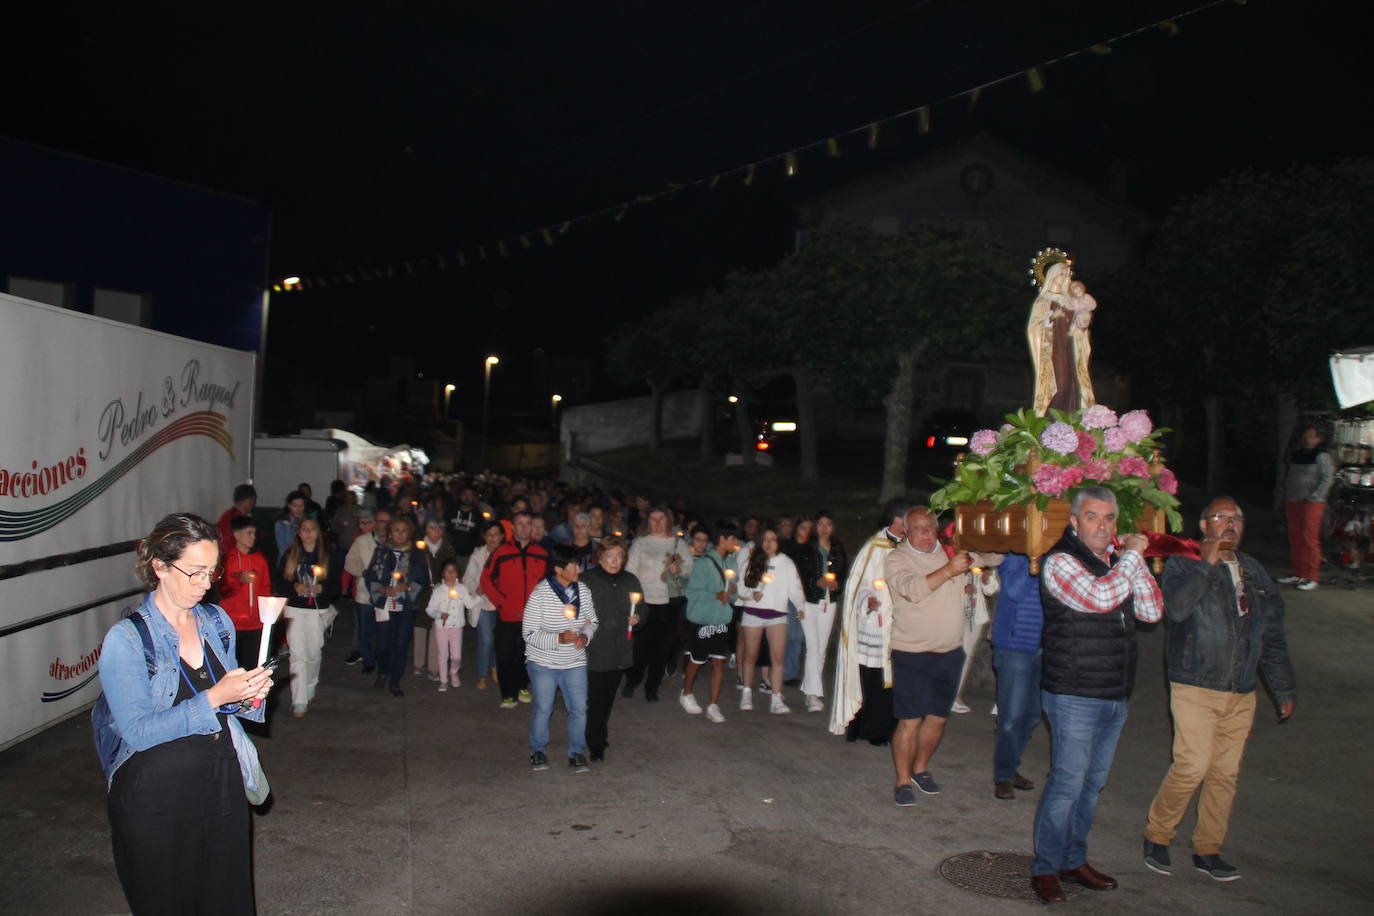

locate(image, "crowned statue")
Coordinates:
1027 248 1096 416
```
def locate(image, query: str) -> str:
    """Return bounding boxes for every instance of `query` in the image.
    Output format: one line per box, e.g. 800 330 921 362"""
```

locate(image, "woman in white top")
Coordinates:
735 525 804 714
462 521 504 689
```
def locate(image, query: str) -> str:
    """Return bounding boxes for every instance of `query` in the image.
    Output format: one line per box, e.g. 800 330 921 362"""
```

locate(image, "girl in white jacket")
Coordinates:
735 526 804 714
427 560 483 690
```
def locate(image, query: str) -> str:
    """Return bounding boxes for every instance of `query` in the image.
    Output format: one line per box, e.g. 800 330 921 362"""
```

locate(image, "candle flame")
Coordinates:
873 578 886 590
311 565 324 578
482 511 492 519
563 605 577 619
823 572 836 582
628 591 642 603
392 571 403 581
415 540 426 549
761 574 773 584
724 569 736 580
449 588 458 599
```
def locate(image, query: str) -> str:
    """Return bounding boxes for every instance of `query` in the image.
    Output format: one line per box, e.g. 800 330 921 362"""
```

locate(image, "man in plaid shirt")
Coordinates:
1030 485 1163 904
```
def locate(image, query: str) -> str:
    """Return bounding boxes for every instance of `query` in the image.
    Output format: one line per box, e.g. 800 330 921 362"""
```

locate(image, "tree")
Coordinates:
777 223 1022 501
605 301 694 449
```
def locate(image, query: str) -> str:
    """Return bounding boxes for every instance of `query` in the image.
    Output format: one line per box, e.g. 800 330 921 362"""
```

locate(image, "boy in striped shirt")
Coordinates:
523 544 599 773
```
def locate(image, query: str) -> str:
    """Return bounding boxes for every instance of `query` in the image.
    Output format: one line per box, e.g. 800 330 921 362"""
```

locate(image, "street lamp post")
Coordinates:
550 393 562 428
443 383 455 417
481 356 499 469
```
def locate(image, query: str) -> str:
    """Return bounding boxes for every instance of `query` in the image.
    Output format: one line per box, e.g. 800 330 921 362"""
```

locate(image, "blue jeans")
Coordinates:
784 605 804 682
1032 691 1128 875
526 662 588 757
475 609 497 677
355 599 377 666
993 647 1042 782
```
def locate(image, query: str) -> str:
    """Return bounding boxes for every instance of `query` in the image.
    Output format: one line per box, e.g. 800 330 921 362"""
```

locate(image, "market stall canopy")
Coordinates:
1330 347 1374 408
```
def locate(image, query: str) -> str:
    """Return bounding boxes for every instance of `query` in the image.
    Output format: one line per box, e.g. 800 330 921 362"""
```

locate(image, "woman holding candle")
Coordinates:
736 525 805 714
799 511 848 713
463 521 505 689
581 536 644 761
426 559 483 691
522 543 599 773
219 514 276 673
278 518 338 717
365 517 431 697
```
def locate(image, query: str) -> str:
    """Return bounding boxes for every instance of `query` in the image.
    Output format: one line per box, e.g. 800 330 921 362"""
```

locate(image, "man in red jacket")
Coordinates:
481 512 550 709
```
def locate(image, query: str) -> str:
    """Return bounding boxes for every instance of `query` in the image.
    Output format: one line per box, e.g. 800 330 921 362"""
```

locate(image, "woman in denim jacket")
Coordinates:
96 513 274 915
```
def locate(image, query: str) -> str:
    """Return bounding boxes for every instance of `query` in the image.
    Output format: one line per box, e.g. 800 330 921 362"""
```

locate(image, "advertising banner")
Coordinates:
0 293 254 748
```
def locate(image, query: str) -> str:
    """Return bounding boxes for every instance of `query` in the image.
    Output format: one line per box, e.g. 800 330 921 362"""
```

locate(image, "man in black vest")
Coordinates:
1031 486 1164 904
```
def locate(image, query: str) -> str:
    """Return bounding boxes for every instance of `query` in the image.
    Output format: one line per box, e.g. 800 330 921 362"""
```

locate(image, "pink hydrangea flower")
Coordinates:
1080 405 1118 429
1155 468 1179 495
1081 458 1113 481
969 429 999 456
1119 409 1154 442
1059 465 1085 489
1075 431 1097 462
1117 456 1151 478
1031 464 1067 495
1104 427 1131 453
1041 421 1078 455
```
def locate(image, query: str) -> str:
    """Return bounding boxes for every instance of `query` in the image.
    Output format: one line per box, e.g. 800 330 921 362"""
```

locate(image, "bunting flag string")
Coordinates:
274 0 1244 294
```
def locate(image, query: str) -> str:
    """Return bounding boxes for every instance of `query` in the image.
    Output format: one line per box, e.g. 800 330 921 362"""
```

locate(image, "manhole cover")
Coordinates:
938 850 1083 900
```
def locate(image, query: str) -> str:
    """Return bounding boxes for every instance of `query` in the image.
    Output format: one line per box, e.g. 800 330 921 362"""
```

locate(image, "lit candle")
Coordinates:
823 572 836 583
449 588 459 599
482 511 492 519
411 500 418 508
724 568 736 581
415 539 426 550
676 530 685 538
872 578 886 590
311 565 324 580
563 604 577 619
761 573 773 585
627 591 642 640
614 530 623 537
247 570 258 582
971 567 983 575
392 571 403 582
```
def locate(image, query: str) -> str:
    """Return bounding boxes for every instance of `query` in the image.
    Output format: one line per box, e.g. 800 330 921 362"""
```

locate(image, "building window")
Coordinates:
93 288 150 326
1047 223 1075 245
8 276 72 308
961 163 994 193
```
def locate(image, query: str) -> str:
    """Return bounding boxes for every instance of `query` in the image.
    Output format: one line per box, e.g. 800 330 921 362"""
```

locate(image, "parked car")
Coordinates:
918 409 980 452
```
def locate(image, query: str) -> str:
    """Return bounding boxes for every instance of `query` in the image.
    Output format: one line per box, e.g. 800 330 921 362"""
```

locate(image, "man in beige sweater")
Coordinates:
885 507 972 807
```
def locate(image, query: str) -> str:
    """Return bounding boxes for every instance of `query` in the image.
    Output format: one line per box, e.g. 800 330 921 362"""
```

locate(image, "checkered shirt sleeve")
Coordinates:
1042 549 1163 623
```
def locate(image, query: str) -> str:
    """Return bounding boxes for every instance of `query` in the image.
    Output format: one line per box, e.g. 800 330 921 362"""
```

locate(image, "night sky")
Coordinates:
7 1 1371 407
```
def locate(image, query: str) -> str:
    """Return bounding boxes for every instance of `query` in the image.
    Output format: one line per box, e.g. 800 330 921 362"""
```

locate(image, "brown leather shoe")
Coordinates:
1013 772 1035 791
1032 874 1067 904
994 780 1015 800
1059 863 1118 890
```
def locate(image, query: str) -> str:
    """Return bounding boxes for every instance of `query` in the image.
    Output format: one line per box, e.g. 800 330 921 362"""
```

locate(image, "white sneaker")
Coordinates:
951 699 971 714
728 653 736 669
1296 579 1319 591
679 692 703 715
806 695 824 713
437 684 448 692
740 688 753 711
990 703 999 716
706 703 726 723
1276 575 1303 585
770 694 791 715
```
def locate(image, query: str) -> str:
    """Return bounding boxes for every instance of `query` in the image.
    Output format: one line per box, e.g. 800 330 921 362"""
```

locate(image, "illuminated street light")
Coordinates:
481 356 499 468
727 395 739 404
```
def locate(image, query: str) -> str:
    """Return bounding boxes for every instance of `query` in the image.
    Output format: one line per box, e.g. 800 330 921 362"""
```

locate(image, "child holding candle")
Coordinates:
219 514 275 673
522 543 599 773
426 559 482 690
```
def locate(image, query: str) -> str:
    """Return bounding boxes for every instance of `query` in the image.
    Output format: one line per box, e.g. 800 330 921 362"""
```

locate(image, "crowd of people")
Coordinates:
94 468 1301 911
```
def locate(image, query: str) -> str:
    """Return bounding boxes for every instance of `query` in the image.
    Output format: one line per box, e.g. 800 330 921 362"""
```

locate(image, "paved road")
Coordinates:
4 572 1371 915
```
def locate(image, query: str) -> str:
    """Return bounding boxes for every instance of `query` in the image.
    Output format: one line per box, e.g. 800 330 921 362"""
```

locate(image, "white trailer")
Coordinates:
0 293 255 750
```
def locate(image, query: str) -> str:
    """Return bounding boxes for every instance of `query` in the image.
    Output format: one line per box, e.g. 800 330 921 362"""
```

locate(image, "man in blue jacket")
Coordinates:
1142 496 1296 883
990 553 1043 800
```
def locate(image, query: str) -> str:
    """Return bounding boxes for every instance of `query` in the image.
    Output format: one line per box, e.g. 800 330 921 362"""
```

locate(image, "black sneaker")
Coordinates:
645 691 660 703
757 678 773 694
911 771 941 795
345 651 362 665
620 684 635 699
1143 839 1172 875
1193 853 1240 881
569 753 590 773
530 751 549 772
